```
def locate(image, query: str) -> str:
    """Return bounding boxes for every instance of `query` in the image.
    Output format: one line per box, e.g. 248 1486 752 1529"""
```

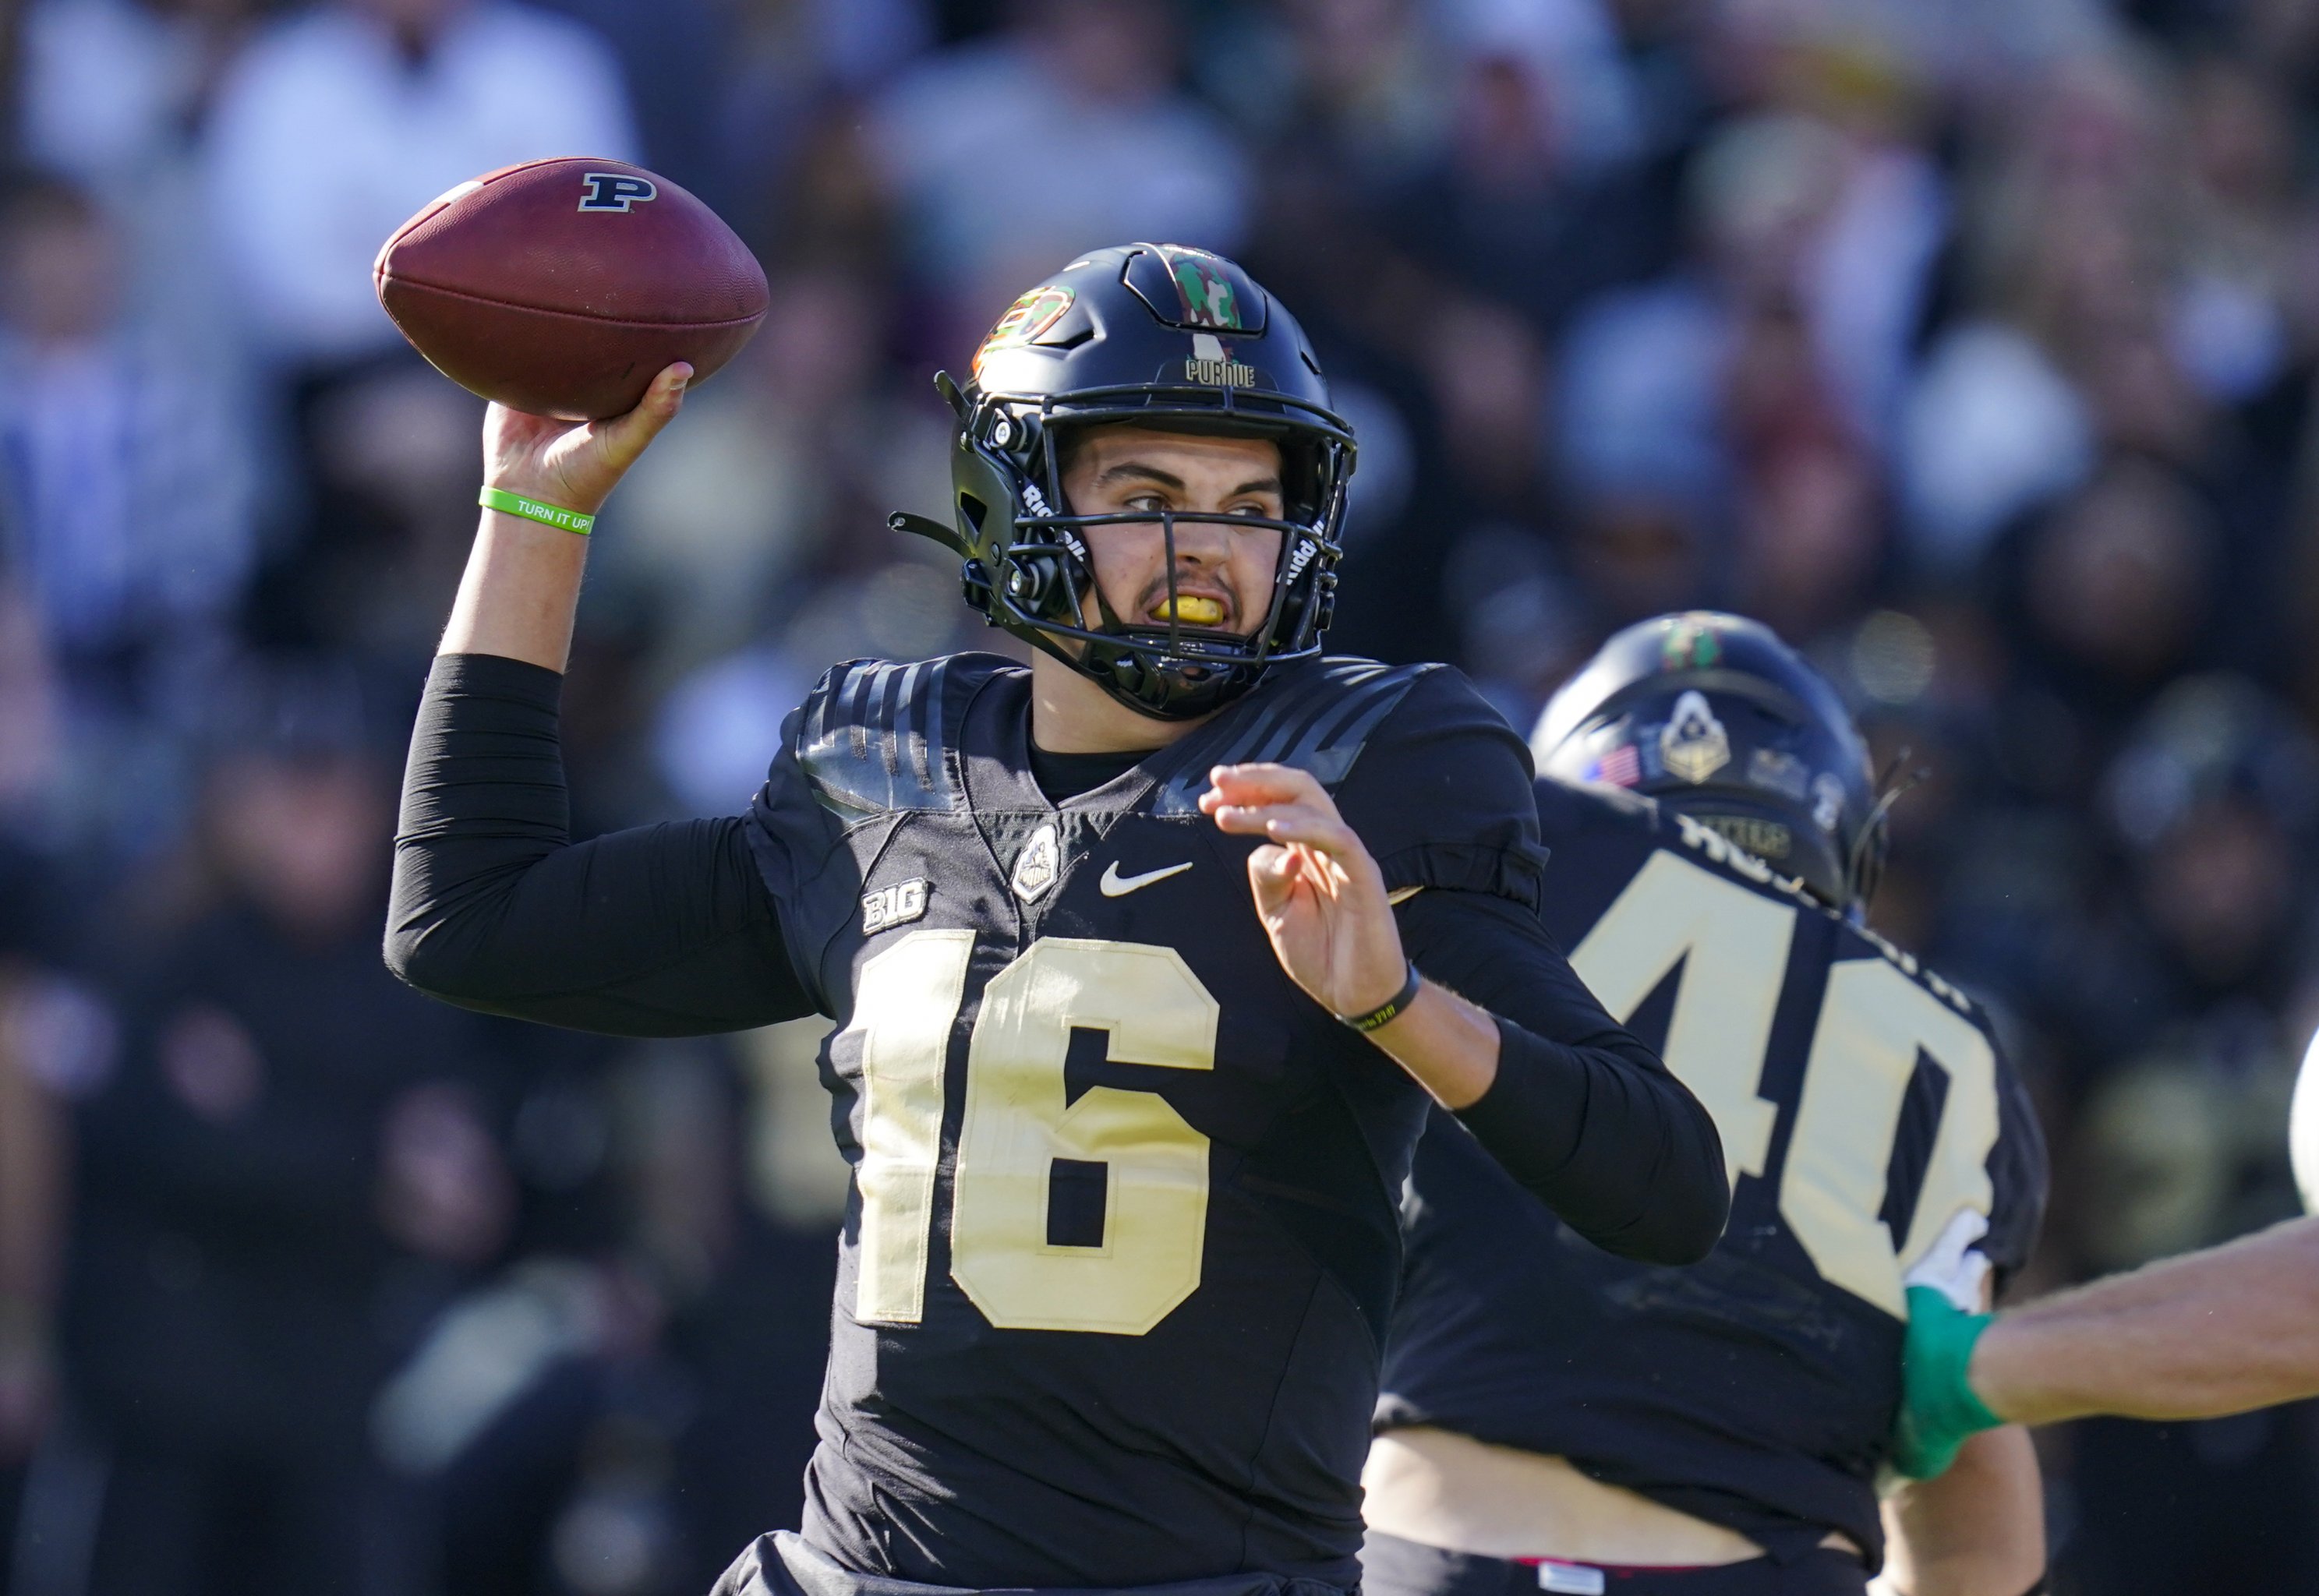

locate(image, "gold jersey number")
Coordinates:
842 933 1220 1336
1568 850 2000 1317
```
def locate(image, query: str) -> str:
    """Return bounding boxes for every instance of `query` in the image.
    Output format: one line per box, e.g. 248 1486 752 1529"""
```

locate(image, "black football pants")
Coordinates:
1359 1532 1867 1596
711 1531 1355 1596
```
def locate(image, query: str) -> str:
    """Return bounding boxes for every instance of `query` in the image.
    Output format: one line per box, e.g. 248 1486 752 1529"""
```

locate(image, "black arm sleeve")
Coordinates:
386 653 817 1036
1982 1043 2050 1301
1398 888 1729 1266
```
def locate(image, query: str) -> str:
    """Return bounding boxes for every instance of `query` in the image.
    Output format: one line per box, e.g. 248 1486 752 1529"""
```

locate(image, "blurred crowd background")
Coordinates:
2 0 2318 1591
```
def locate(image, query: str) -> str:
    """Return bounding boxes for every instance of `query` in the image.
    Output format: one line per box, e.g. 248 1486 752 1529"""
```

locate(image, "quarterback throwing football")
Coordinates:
386 245 1726 1596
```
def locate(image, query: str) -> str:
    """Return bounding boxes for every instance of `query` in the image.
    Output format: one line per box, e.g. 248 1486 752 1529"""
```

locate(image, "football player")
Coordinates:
385 245 1727 1596
1363 613 2050 1596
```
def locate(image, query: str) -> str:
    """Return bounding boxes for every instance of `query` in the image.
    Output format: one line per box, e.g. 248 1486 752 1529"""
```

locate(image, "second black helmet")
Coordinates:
1533 612 1888 910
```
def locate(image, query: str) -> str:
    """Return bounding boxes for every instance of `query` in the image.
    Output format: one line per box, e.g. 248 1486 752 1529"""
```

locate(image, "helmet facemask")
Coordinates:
940 384 1352 720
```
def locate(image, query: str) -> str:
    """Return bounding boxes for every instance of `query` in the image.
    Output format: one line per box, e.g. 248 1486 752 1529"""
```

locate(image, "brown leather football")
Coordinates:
373 157 769 421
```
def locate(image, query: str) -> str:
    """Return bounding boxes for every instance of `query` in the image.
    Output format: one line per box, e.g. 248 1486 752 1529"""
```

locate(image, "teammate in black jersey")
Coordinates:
386 246 1726 1596
1365 614 2051 1596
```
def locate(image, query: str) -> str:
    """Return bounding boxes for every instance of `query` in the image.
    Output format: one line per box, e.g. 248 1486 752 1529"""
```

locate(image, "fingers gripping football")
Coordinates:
1199 763 1411 1022
483 361 693 516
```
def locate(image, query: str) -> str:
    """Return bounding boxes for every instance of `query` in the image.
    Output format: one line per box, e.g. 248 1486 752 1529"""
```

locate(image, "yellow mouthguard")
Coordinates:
1156 595 1225 626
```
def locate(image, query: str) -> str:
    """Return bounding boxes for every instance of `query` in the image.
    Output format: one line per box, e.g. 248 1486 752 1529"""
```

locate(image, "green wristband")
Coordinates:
479 486 596 535
1893 1283 2004 1479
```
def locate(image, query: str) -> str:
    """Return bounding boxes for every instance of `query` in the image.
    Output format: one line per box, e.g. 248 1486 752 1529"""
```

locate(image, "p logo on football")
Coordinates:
577 172 658 213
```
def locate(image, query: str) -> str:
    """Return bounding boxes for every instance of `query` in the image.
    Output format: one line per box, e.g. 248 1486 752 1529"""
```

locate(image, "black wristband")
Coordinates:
1338 961 1421 1033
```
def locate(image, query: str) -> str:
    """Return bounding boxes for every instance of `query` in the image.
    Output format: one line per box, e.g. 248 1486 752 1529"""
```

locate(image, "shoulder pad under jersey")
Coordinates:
1534 772 1661 841
794 655 1009 822
1153 657 1436 816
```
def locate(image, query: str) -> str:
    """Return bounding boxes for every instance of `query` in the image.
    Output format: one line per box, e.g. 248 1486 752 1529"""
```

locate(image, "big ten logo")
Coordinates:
861 877 929 935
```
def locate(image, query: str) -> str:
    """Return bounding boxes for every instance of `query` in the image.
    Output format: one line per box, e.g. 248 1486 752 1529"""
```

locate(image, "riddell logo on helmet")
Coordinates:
1186 333 1256 387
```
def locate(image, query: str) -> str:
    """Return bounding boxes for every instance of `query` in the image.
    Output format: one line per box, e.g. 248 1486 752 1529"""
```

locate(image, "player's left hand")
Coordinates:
1200 763 1409 1022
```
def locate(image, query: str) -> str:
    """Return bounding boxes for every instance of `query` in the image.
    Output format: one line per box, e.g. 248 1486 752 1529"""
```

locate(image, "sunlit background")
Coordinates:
3 0 2319 1591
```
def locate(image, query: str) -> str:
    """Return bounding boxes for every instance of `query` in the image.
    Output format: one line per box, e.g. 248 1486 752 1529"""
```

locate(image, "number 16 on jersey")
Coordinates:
840 932 1221 1336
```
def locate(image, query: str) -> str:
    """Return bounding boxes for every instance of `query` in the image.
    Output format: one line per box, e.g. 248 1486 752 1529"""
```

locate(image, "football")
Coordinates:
373 157 769 421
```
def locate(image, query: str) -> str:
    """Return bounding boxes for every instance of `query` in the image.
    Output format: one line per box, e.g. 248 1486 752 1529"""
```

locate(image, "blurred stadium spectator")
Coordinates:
26 668 514 1595
13 0 259 380
0 176 252 704
200 0 638 372
0 171 253 868
870 0 1250 338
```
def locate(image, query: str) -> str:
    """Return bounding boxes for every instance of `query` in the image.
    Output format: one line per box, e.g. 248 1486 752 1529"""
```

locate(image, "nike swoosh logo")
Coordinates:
1099 860 1193 897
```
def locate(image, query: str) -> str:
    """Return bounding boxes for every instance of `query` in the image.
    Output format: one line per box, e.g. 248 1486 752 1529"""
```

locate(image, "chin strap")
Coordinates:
889 507 1246 720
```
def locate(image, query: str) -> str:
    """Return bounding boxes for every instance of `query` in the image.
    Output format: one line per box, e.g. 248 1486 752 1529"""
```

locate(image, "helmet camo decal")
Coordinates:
1660 615 1723 672
1158 245 1249 330
973 285 1074 378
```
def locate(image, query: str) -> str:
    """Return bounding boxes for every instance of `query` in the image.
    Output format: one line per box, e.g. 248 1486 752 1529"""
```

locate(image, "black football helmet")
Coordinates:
889 243 1356 720
1532 612 1889 910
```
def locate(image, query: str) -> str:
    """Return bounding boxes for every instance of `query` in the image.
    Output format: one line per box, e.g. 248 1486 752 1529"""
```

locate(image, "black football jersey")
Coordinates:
1377 780 2048 1570
744 652 1545 1589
